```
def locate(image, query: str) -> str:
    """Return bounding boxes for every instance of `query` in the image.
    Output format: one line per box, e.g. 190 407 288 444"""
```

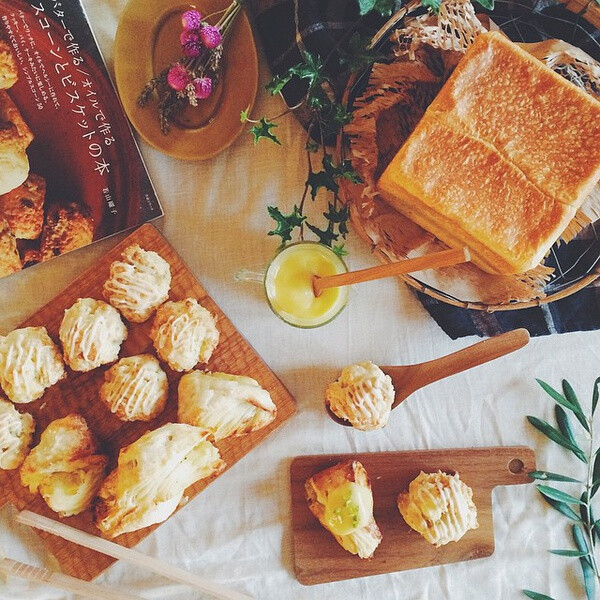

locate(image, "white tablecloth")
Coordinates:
1 2 598 598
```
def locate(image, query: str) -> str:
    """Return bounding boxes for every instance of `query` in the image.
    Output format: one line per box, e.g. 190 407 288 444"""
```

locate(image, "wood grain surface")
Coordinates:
0 223 297 581
291 446 535 585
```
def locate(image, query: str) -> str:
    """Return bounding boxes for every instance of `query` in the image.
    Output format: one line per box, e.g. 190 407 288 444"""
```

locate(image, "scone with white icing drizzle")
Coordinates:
326 362 395 431
94 423 225 538
305 460 382 559
150 298 219 372
0 398 34 469
397 470 479 547
103 244 171 323
20 414 108 517
178 371 276 441
100 354 168 422
0 326 65 404
59 298 127 372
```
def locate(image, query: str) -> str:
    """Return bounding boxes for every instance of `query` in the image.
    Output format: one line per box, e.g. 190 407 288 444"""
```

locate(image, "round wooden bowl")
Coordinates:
341 0 600 313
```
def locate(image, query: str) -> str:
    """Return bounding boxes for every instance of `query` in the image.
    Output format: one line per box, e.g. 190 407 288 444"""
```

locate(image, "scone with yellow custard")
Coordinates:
0 326 65 404
305 460 382 559
20 414 108 517
397 470 478 547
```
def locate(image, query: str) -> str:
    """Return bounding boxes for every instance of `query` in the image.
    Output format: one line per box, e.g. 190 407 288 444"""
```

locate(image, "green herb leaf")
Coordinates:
523 591 558 600
267 205 305 243
332 244 348 257
339 33 386 72
562 380 590 433
574 525 596 599
555 405 578 447
240 108 250 123
592 452 600 498
337 160 362 184
537 485 585 506
536 379 577 413
549 549 589 557
592 377 600 415
422 0 441 13
307 170 338 199
266 72 293 95
527 415 587 463
306 222 338 246
529 471 581 483
289 51 324 91
540 493 582 521
475 0 495 9
357 0 397 17
250 117 281 145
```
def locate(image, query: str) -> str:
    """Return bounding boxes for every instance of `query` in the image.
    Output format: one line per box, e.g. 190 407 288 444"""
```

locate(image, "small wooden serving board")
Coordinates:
291 446 535 585
0 223 297 581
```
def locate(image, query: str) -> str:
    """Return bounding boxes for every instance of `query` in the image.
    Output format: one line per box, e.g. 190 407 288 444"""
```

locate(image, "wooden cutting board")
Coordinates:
291 446 535 585
0 223 297 581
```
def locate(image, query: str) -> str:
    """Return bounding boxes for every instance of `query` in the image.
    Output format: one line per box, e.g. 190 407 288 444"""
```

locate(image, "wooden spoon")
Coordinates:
313 247 470 297
326 328 530 427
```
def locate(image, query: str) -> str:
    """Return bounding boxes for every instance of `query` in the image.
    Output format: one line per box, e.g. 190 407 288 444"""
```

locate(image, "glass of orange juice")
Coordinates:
236 242 349 328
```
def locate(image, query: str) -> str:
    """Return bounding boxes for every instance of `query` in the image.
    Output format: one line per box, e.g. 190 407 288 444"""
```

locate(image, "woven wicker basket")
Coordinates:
341 0 600 313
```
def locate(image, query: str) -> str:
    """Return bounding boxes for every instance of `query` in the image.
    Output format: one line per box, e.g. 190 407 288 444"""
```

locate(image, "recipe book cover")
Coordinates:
0 0 163 280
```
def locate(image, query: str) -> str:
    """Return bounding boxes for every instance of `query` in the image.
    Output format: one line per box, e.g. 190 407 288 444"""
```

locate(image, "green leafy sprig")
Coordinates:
525 378 600 600
241 0 394 253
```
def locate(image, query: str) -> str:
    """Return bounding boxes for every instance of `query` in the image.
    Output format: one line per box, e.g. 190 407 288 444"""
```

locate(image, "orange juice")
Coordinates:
264 243 348 328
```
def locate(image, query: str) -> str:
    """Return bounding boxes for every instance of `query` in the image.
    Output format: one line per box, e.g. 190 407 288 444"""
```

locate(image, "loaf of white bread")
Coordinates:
377 31 600 274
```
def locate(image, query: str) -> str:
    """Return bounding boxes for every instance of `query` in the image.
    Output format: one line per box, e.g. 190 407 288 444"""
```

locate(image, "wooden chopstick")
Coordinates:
16 510 253 600
0 556 142 600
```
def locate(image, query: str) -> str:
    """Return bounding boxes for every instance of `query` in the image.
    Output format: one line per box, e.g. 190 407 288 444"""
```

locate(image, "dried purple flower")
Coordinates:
180 30 199 46
199 25 222 50
181 39 202 57
167 63 190 91
181 9 202 31
193 77 212 99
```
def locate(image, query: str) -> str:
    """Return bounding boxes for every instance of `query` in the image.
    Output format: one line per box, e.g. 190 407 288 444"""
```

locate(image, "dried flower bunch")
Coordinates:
138 1 242 134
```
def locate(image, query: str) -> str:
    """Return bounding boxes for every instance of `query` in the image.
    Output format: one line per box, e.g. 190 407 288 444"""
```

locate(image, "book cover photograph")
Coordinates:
0 0 163 280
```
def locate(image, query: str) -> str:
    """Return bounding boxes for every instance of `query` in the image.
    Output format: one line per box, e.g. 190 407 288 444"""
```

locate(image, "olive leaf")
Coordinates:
593 377 600 415
540 493 582 521
550 549 590 557
592 453 600 498
574 525 596 600
563 379 591 433
527 415 587 463
537 485 585 506
523 591 558 600
536 379 578 414
529 470 581 483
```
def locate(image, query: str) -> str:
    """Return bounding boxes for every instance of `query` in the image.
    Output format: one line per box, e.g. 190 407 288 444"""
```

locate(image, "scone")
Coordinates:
178 371 277 441
0 398 34 470
397 470 479 547
0 90 34 148
326 362 395 431
39 202 94 261
0 40 18 89
0 215 21 277
0 326 65 403
0 124 29 196
20 414 108 517
305 460 382 559
0 173 46 239
103 244 171 323
94 423 225 538
59 298 127 372
100 354 168 422
150 298 219 371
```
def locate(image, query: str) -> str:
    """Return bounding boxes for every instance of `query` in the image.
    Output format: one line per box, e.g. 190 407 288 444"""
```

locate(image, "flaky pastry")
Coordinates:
0 173 45 239
305 460 382 559
0 397 34 470
326 362 395 431
0 326 65 403
0 40 18 90
0 215 21 277
59 298 127 372
397 470 479 547
103 244 171 323
20 414 108 517
150 298 219 371
39 202 94 262
94 423 225 538
178 371 276 441
100 354 168 422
